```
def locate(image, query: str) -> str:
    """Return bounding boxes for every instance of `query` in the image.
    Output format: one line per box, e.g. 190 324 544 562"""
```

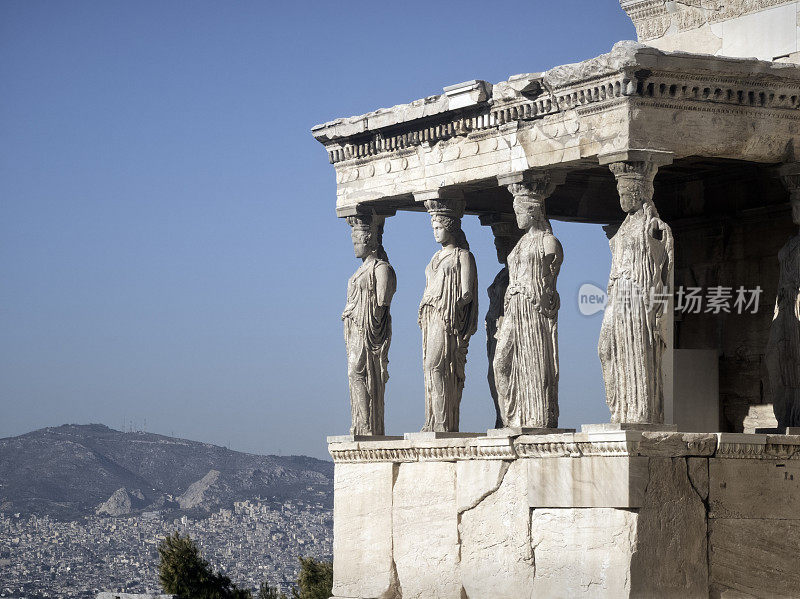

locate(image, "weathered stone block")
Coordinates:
459 460 534 599
709 458 800 519
530 508 637 598
639 432 717 457
710 518 800 598
331 462 398 599
688 457 710 501
392 462 461 599
631 458 708 599
527 456 648 507
455 459 508 512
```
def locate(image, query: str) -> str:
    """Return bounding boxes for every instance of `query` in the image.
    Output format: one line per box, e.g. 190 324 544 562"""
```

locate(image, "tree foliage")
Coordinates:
158 532 252 599
258 582 287 599
290 557 333 599
158 532 332 599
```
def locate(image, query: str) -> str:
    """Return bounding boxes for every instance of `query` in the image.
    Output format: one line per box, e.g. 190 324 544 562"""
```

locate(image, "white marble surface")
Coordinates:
722 3 798 61
327 432 800 598
527 456 649 508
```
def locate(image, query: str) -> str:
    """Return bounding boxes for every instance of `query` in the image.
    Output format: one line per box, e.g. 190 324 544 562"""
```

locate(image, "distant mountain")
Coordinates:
0 424 332 519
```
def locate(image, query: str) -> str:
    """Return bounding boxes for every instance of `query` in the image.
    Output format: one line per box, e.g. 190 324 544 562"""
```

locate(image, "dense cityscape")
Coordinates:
0 497 332 598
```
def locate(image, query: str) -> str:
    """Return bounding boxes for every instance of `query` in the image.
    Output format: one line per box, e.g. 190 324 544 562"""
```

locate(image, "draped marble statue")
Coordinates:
342 214 397 436
493 177 563 429
419 198 479 432
599 160 673 424
483 215 524 429
767 171 800 428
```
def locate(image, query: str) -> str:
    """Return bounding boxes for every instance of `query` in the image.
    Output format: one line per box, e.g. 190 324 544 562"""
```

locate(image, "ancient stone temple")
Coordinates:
312 2 800 597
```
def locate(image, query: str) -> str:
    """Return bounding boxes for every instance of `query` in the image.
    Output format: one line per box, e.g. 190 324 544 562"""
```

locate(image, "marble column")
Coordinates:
767 164 800 429
480 213 524 429
416 191 479 432
597 151 675 425
342 213 397 436
492 172 564 430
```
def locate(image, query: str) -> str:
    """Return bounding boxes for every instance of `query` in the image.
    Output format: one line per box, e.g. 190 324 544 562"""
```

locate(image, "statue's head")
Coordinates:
609 161 656 214
425 198 469 249
431 215 458 246
346 216 380 259
513 196 546 231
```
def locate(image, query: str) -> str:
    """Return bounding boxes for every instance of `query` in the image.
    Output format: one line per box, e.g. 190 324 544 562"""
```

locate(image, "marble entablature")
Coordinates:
313 42 800 217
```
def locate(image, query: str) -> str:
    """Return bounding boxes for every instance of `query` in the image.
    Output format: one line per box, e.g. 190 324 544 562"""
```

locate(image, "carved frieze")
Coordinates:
326 432 800 463
621 0 797 41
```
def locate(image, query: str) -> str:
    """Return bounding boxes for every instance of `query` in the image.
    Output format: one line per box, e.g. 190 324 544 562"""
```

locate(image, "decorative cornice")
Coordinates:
327 432 747 463
315 57 800 167
328 447 417 463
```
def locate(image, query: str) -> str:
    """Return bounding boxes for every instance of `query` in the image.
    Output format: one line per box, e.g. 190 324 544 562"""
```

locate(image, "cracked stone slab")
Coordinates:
392 462 461 599
456 460 509 513
630 458 708 598
531 508 638 598
459 460 534 599
687 457 710 501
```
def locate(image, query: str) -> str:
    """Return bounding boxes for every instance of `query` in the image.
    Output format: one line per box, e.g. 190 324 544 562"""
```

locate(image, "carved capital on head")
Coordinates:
423 197 466 220
345 213 386 252
491 220 523 240
499 171 564 207
479 212 524 262
601 151 672 215
346 212 384 230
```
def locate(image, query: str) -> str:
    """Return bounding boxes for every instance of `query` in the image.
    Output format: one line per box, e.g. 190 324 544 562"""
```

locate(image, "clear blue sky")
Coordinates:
0 1 636 459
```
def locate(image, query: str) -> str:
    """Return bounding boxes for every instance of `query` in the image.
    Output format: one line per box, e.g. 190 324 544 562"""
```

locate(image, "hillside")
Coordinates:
0 424 332 519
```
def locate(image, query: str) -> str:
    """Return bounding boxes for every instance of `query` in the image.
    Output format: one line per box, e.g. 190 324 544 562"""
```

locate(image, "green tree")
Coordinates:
258 581 287 599
158 532 252 599
290 557 333 599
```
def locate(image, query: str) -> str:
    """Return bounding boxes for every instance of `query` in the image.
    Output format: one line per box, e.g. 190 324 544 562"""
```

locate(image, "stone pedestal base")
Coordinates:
581 422 678 432
326 435 404 443
487 427 575 437
403 431 484 440
328 431 800 599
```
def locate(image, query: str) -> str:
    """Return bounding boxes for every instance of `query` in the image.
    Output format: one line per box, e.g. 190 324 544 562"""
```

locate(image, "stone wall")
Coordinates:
659 168 795 431
329 432 800 599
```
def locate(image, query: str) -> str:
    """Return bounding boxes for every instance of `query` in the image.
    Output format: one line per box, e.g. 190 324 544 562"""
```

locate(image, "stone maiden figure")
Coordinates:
599 161 673 424
342 214 396 436
484 216 524 429
767 176 800 429
493 179 563 429
419 199 478 432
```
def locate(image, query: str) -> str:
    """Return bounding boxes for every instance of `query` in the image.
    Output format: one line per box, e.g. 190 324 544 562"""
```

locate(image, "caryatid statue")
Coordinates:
342 214 397 436
493 175 563 429
767 167 800 429
482 214 524 429
418 197 479 432
599 158 673 424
